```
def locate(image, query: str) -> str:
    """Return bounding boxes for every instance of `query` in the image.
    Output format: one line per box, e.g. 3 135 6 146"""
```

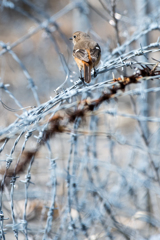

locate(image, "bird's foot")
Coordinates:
79 76 85 83
79 77 89 86
94 68 98 78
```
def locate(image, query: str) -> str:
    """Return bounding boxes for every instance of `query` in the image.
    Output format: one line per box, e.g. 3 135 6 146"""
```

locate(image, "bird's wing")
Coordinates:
90 43 101 63
73 48 89 62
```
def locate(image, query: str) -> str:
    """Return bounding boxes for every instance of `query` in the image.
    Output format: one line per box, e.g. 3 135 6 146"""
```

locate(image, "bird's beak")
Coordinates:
69 37 73 40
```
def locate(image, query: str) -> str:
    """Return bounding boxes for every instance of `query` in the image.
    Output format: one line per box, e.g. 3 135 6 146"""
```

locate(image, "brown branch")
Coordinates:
0 149 38 190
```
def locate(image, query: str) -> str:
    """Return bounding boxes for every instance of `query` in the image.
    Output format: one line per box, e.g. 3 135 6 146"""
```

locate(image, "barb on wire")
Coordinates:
0 82 25 112
21 155 35 239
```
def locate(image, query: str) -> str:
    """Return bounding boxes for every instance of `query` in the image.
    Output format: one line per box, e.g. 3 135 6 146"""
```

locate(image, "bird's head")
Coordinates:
69 31 91 45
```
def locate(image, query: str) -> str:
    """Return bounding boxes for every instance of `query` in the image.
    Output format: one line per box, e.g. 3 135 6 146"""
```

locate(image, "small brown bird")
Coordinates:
70 31 101 83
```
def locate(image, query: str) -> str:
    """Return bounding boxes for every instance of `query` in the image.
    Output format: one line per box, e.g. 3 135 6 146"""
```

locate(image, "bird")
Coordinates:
70 31 101 84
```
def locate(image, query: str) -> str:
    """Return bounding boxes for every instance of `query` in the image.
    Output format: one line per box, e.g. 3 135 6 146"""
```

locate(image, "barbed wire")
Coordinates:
0 1 160 240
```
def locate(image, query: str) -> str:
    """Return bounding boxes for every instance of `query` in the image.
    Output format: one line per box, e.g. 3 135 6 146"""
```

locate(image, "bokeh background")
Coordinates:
0 0 160 239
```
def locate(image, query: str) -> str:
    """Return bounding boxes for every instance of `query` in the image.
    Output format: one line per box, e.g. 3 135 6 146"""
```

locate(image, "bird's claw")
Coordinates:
94 69 98 78
79 77 89 86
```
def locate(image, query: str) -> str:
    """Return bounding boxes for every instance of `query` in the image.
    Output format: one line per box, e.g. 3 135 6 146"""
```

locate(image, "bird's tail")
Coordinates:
84 63 91 83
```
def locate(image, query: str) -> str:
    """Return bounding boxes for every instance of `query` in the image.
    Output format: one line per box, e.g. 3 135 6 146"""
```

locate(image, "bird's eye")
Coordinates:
73 35 76 38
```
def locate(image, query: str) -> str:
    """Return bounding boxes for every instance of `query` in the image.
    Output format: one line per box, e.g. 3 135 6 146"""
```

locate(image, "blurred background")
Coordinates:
0 0 160 239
